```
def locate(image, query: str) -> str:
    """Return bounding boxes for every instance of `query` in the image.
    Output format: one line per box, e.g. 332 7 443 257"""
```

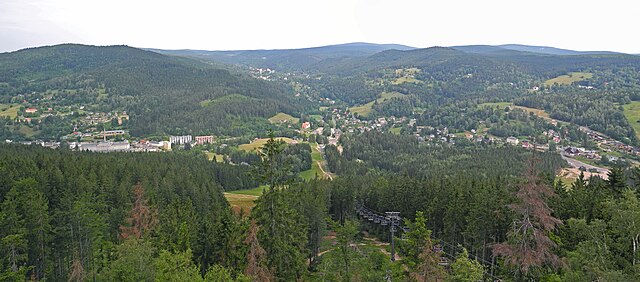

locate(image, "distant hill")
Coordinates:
497 44 620 55
0 44 310 137
147 42 415 70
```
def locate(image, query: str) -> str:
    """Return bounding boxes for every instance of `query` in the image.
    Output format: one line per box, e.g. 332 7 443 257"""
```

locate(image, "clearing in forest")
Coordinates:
349 92 407 117
544 72 593 86
269 112 299 124
238 137 295 152
623 101 640 140
0 104 20 118
479 102 551 119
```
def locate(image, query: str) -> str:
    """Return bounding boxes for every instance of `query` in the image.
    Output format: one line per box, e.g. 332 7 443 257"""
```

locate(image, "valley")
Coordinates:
3 42 640 281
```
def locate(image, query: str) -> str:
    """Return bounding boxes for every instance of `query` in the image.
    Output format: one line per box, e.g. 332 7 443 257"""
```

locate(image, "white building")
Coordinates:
78 141 130 152
170 135 192 145
506 137 519 145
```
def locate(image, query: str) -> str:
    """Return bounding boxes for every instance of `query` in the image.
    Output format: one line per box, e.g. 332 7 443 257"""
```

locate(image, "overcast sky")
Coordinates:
1 0 638 53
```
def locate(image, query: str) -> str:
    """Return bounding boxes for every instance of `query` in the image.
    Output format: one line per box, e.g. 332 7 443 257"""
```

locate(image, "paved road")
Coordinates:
561 154 609 174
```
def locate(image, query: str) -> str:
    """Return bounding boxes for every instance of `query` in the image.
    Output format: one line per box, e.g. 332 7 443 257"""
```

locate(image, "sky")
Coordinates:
1 0 639 53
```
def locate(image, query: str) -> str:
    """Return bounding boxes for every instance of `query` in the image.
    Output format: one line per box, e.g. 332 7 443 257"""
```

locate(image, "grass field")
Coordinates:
349 92 407 117
0 104 20 118
19 125 37 137
268 112 299 124
227 185 266 196
299 143 328 180
392 76 421 85
623 101 640 140
479 102 551 119
223 193 259 214
309 115 324 122
516 105 551 118
238 137 295 152
204 152 225 162
544 72 593 87
390 127 401 135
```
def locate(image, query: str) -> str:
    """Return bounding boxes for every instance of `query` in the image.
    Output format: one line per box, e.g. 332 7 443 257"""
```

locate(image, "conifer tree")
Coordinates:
243 220 273 282
493 157 562 276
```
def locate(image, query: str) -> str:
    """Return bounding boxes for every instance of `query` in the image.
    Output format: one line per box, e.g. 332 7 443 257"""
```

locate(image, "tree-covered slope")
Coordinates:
148 42 415 71
0 44 311 137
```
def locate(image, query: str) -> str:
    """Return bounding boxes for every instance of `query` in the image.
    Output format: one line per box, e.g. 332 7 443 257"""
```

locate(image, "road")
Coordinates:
561 154 609 174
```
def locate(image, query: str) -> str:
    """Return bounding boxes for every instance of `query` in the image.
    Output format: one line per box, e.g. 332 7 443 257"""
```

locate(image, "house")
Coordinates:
195 135 214 145
506 137 519 145
564 147 580 156
553 136 561 143
521 140 532 148
301 122 311 130
25 108 38 114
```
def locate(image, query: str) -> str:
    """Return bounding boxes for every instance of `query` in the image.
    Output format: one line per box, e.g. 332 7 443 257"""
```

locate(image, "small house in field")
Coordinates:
301 122 311 130
25 108 38 114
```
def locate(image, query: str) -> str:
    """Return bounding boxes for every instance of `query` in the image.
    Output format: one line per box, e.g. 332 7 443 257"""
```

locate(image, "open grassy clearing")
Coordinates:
349 92 407 117
544 72 593 86
299 143 331 180
204 152 225 162
227 185 265 196
238 137 295 152
19 125 37 137
268 112 299 124
0 104 20 118
623 101 640 140
223 193 259 214
392 76 421 85
479 102 551 119
309 115 324 122
349 102 375 117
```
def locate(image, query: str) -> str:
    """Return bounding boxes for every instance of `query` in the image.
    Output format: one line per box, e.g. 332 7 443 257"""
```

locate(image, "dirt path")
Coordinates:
363 236 401 261
316 160 333 180
315 144 334 180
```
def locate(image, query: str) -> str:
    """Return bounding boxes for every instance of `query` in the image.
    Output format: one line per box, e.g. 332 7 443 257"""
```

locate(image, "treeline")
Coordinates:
327 131 565 178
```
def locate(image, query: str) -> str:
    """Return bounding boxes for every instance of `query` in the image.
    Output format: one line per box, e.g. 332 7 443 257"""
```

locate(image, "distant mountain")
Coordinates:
147 42 415 70
451 45 533 56
0 44 309 137
497 44 620 55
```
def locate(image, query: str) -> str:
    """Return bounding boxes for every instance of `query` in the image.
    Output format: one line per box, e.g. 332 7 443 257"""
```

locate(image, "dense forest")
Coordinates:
5 136 640 280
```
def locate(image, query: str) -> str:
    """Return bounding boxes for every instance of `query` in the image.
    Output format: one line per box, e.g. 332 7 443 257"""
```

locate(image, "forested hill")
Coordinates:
0 44 311 137
310 46 640 76
147 42 415 71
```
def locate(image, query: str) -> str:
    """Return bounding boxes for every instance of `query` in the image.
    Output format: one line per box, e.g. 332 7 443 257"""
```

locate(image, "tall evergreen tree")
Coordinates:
493 157 562 276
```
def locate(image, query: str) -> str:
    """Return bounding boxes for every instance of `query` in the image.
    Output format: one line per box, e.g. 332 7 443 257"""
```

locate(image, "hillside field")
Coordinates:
268 112 300 124
238 137 295 152
623 101 640 140
479 102 551 119
0 104 20 118
349 92 407 117
544 72 593 86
